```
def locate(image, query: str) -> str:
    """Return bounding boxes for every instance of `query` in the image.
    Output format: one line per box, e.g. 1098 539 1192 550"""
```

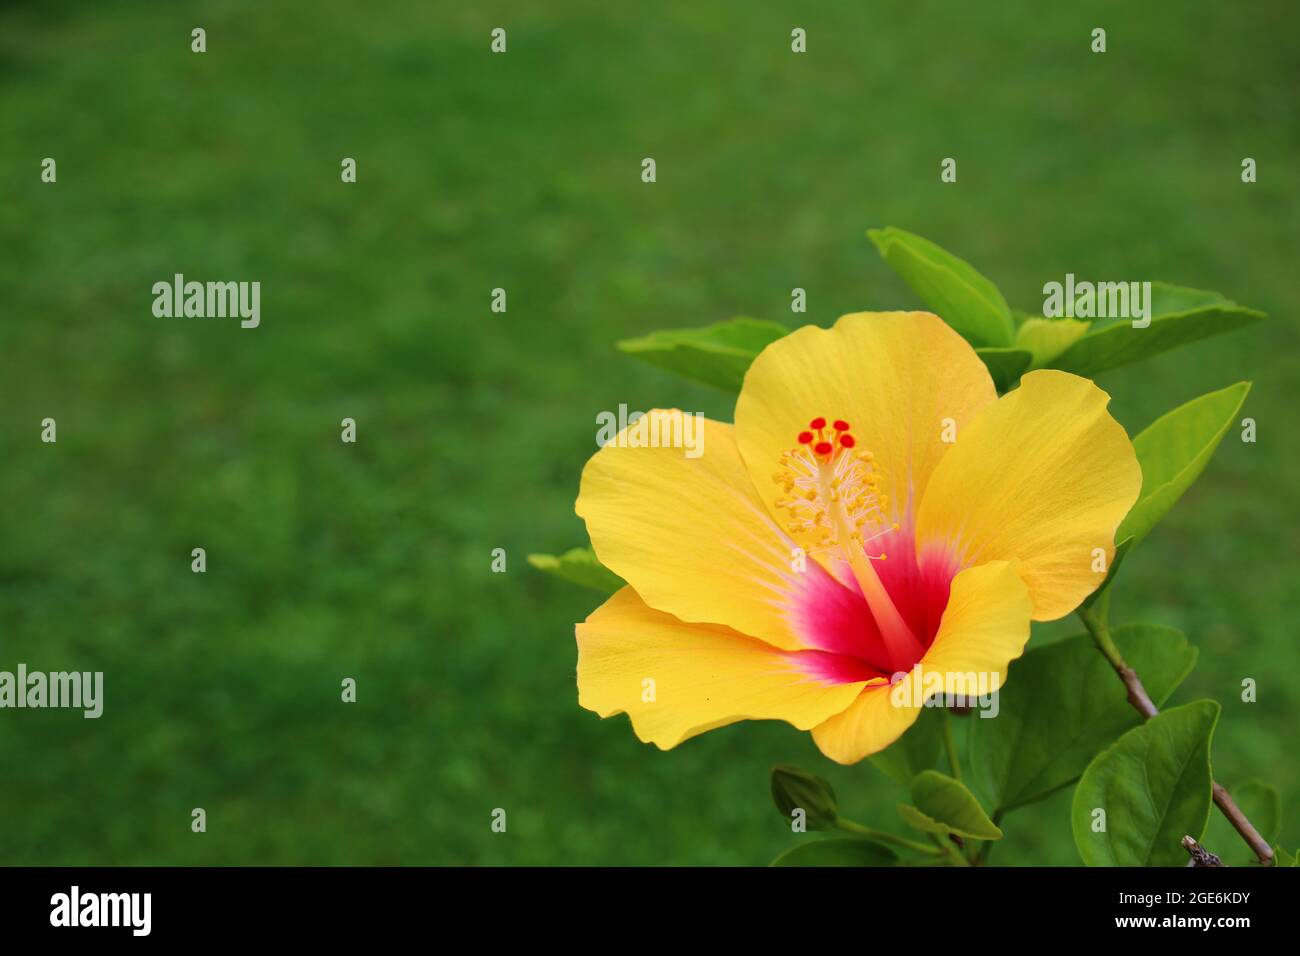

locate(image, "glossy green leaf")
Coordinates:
899 770 1001 840
1072 700 1219 867
869 705 943 785
975 347 1033 393
969 625 1197 814
615 316 788 391
770 837 898 867
526 547 623 593
1014 317 1090 367
1205 779 1281 866
1273 845 1298 867
770 765 838 830
1049 282 1265 378
1116 382 1251 545
868 227 1015 347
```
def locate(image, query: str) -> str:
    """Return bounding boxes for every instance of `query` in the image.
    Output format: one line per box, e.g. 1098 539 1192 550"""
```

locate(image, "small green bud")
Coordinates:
771 764 838 831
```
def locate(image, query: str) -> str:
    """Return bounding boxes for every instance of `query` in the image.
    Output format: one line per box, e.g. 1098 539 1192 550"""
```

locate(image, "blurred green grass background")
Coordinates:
0 0 1295 865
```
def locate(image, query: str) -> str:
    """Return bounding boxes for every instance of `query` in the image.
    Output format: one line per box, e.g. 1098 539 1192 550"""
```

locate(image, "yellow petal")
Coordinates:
811 561 1030 764
917 560 1032 691
734 312 997 557
916 370 1141 620
809 684 921 767
577 588 868 749
578 411 816 651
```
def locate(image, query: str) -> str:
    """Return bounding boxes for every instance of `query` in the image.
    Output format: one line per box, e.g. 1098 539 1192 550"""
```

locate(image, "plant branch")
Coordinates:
928 833 971 867
1211 783 1273 863
834 818 943 856
1182 835 1225 867
1077 605 1274 866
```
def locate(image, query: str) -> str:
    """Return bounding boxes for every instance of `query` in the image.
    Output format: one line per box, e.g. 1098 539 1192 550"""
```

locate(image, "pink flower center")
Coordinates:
776 417 959 677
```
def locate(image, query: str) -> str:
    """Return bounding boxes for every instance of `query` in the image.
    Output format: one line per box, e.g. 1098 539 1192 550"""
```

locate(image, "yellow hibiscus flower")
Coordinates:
574 311 1141 763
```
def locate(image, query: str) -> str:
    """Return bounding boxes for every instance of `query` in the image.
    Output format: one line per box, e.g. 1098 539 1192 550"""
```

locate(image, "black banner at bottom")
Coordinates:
0 865 1285 941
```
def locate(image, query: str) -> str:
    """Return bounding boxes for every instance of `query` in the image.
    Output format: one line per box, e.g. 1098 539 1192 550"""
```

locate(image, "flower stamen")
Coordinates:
775 417 923 670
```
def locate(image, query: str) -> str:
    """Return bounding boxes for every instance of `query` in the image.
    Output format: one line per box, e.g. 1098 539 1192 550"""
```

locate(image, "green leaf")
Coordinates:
770 765 838 830
615 316 789 392
1071 700 1219 867
1116 382 1251 546
1049 282 1265 378
968 625 1197 815
1014 317 1090 368
869 705 944 785
899 770 1002 840
526 547 624 593
975 347 1032 393
1273 845 1298 867
770 837 898 867
1205 779 1282 866
868 227 1015 347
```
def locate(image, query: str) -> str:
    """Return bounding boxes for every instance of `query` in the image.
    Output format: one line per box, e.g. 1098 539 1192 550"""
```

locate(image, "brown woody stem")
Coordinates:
1182 835 1225 867
1076 605 1274 866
